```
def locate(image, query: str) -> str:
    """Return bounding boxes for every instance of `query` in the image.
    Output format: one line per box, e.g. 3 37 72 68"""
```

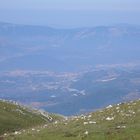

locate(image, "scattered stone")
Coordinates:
4 133 7 136
116 126 126 129
106 117 114 121
106 105 113 109
88 115 92 118
84 131 89 135
83 122 88 125
44 124 48 128
14 131 21 135
89 121 96 124
116 107 120 110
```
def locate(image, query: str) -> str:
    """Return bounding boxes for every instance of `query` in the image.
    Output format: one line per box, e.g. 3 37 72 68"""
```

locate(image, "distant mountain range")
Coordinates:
0 22 140 72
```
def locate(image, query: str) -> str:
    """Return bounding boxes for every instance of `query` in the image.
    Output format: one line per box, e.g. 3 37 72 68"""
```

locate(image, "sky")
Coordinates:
0 0 140 28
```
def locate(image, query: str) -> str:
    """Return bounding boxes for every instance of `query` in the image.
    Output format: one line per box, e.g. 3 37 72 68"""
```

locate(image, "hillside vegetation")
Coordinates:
3 99 140 140
0 100 62 136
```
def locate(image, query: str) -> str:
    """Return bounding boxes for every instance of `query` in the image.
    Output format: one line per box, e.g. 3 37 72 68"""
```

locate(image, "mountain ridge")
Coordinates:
0 21 140 72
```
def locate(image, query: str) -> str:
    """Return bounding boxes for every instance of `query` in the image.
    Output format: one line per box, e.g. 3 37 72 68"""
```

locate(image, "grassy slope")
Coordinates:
0 100 62 136
5 99 140 140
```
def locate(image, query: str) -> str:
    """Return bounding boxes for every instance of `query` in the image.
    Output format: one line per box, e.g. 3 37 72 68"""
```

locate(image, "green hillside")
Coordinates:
0 100 62 136
3 99 140 140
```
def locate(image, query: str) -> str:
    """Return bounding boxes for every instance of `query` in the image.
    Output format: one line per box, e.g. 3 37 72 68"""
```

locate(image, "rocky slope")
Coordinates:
1 99 140 140
0 100 63 136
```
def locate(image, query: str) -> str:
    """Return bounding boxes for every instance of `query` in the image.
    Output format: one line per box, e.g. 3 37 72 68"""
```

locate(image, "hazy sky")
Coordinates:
0 0 140 28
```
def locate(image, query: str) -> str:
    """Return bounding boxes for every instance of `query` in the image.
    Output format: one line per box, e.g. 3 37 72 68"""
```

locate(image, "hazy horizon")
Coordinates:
0 0 140 28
